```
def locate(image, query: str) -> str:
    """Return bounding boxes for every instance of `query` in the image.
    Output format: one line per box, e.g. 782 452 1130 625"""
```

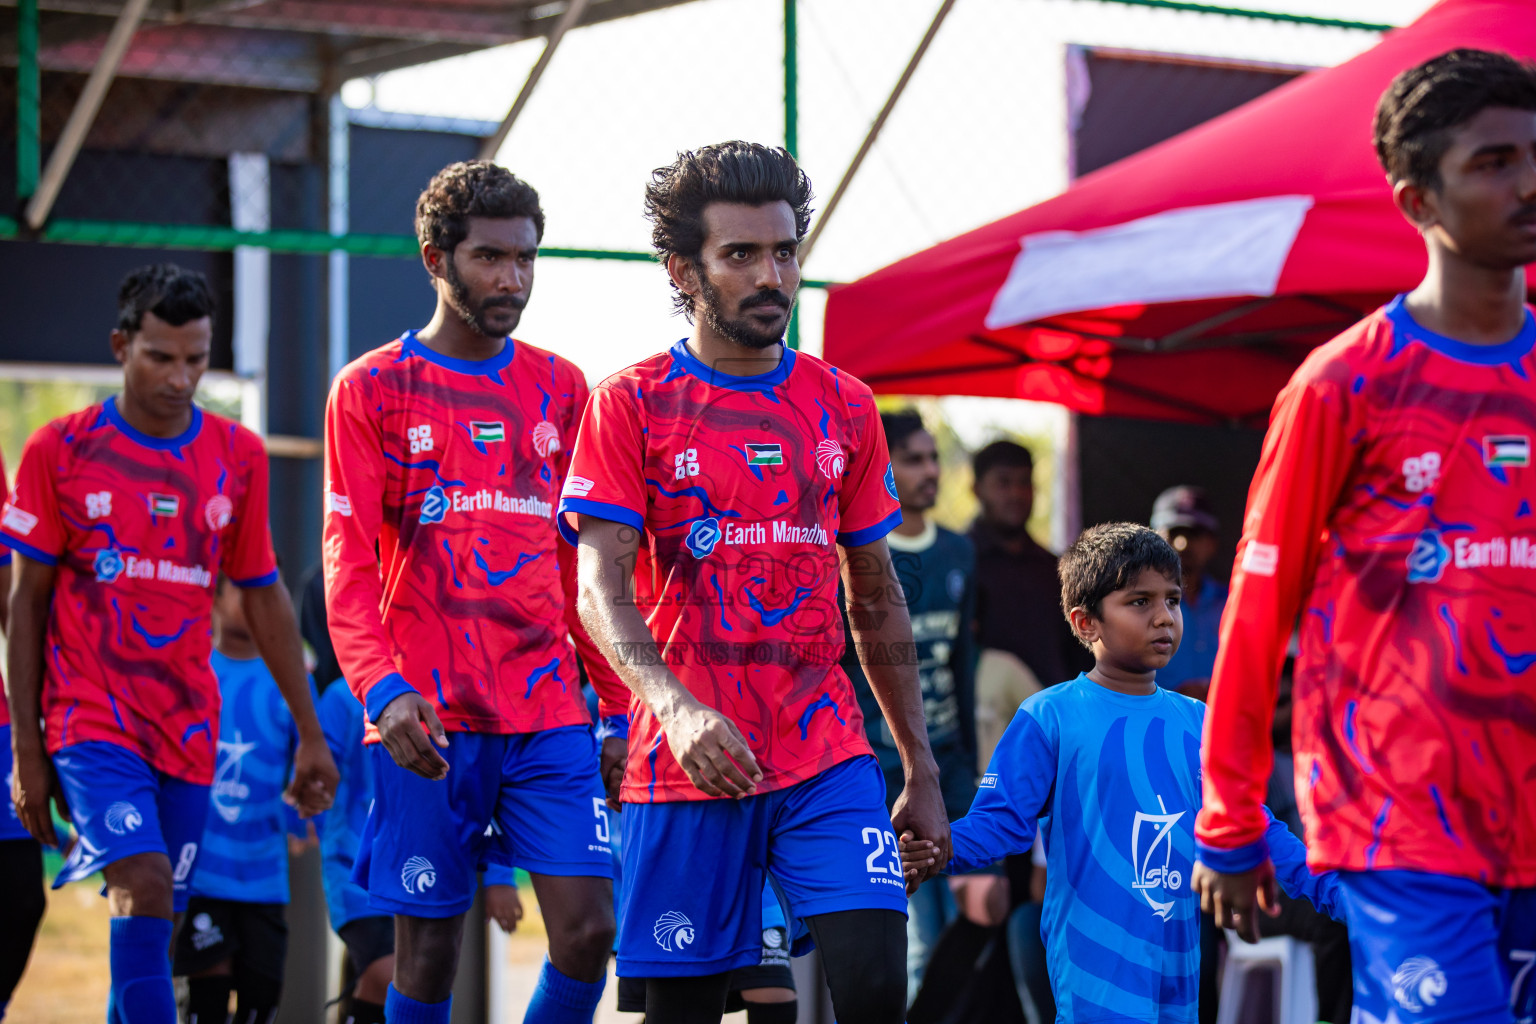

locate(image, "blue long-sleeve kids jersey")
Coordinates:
948 674 1342 1023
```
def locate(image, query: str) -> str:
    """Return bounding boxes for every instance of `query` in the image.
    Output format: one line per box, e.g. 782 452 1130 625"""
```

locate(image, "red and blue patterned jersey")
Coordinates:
559 341 902 803
323 332 627 739
1197 295 1536 887
0 448 10 730
0 400 277 784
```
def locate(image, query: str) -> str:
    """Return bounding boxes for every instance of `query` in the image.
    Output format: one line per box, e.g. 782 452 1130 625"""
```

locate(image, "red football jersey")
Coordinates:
0 400 277 784
323 332 626 739
0 448 10 730
1197 296 1536 887
559 341 902 803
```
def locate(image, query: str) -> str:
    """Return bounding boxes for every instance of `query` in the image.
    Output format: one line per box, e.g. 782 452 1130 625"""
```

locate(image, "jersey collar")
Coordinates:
400 330 517 377
102 395 204 452
1385 293 1536 366
668 339 796 392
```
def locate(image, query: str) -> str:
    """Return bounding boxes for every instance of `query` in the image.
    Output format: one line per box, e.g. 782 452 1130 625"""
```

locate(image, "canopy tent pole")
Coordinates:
785 0 800 349
478 0 593 160
24 0 152 229
800 0 957 266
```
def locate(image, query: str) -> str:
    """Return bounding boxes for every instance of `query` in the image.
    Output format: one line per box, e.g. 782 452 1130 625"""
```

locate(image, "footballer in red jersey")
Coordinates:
566 142 947 1023
0 448 46 1021
2 265 335 1024
322 162 620 1024
1193 51 1536 1022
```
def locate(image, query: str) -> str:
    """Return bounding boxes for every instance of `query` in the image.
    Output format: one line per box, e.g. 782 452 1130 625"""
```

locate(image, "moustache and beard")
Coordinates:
696 269 795 351
445 259 527 338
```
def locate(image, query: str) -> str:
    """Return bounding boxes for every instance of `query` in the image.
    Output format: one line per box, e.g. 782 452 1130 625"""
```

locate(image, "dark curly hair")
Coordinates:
644 141 814 319
1059 522 1181 647
880 409 928 452
415 161 545 255
117 263 215 333
1374 49 1536 190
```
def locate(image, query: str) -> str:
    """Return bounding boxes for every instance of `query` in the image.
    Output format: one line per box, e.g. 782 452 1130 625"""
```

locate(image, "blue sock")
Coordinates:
108 916 175 1024
523 959 606 1024
384 985 451 1024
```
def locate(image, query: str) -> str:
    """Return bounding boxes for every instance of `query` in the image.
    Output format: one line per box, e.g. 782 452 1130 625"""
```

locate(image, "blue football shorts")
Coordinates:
616 754 908 978
52 741 211 912
1338 869 1536 1023
353 726 613 918
0 725 36 842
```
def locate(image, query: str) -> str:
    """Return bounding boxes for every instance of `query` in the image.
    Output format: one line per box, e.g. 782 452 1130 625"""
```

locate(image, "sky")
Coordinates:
351 0 1439 543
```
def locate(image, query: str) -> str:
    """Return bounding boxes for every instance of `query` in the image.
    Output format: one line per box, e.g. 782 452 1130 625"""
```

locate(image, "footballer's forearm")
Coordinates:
840 539 939 780
575 518 700 725
5 555 54 752
0 563 10 635
241 582 325 740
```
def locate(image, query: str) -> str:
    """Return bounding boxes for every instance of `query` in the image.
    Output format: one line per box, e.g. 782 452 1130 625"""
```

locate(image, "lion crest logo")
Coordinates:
815 439 846 479
1392 956 1448 1012
653 911 696 952
105 801 142 835
531 421 561 458
401 856 437 895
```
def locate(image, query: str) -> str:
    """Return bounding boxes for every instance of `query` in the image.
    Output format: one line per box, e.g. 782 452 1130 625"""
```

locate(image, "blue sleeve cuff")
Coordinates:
364 672 416 724
837 507 904 549
483 864 517 888
232 569 280 588
556 497 646 546
0 533 58 565
1196 835 1271 874
597 714 629 741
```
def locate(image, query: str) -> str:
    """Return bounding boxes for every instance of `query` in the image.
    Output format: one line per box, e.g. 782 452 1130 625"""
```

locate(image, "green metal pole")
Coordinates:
784 0 800 350
17 0 40 202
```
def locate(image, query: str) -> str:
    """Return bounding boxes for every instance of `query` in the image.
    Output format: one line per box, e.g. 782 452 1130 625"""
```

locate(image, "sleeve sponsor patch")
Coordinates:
1241 541 1279 577
2 503 38 536
327 491 353 517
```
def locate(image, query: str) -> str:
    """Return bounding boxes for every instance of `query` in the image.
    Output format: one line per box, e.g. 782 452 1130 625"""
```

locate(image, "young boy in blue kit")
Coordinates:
901 522 1341 1022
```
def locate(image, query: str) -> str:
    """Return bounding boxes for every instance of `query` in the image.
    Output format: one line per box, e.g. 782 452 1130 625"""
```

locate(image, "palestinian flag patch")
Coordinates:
1484 435 1530 468
745 443 783 466
471 421 505 444
149 493 180 517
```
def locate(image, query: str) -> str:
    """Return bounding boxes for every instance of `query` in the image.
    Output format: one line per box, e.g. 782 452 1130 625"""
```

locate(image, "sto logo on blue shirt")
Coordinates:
884 463 898 501
686 517 722 558
419 485 449 525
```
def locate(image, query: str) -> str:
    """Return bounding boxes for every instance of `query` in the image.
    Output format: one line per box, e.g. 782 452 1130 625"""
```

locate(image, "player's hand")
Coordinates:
1192 858 1280 943
898 830 939 894
484 884 524 934
600 735 627 811
660 700 762 798
286 735 340 818
377 692 451 780
891 766 951 883
12 743 64 848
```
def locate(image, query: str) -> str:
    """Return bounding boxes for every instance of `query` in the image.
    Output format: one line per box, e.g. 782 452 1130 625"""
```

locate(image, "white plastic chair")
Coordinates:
1215 932 1317 1024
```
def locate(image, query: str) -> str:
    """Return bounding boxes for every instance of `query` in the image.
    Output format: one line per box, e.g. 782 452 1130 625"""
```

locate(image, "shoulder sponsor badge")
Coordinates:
1484 435 1530 468
2 503 38 536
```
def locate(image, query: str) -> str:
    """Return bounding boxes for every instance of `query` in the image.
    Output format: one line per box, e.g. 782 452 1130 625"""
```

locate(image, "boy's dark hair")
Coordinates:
972 440 1033 483
1059 522 1181 645
415 161 545 254
1374 49 1536 190
117 264 215 333
644 141 814 320
881 409 927 453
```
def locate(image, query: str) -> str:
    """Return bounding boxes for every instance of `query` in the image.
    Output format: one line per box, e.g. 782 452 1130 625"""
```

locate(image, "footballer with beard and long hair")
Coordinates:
322 161 630 1024
560 141 950 1024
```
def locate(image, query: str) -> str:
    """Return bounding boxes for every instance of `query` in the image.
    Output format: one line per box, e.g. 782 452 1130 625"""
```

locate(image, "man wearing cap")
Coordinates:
1151 485 1227 700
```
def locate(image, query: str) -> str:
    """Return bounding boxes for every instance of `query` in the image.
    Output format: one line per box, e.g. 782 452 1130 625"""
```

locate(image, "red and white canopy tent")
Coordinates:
822 0 1536 427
